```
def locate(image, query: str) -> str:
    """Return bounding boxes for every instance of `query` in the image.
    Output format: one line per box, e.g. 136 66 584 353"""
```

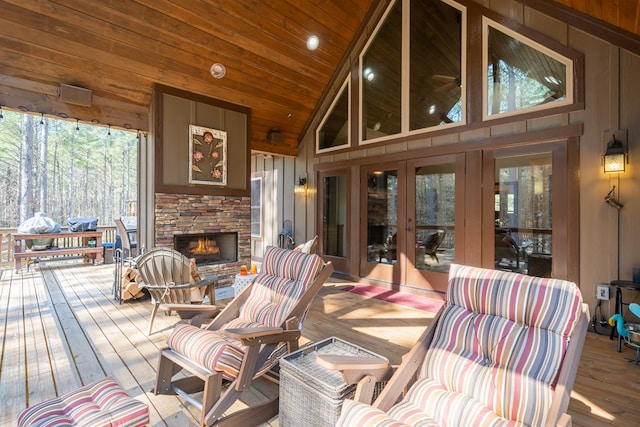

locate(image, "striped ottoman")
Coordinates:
17 376 149 427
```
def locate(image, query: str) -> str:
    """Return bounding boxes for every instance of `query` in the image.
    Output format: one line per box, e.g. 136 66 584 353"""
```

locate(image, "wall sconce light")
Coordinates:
294 176 307 194
603 135 627 173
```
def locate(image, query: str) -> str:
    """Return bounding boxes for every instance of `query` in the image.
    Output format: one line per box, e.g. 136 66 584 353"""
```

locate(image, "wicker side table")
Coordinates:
279 337 388 427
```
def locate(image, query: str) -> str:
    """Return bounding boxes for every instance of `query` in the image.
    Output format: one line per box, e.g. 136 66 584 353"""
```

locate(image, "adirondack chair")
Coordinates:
153 245 334 426
135 247 218 335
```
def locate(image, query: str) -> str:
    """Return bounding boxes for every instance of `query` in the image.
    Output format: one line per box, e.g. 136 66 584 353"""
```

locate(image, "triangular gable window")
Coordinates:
483 18 573 119
316 77 350 153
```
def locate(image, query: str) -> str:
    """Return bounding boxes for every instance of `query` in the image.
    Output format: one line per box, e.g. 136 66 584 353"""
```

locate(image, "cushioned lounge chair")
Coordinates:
321 264 589 427
153 246 333 426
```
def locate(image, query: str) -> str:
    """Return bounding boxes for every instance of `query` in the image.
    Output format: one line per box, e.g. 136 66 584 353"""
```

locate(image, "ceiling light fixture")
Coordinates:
306 35 319 51
210 63 226 79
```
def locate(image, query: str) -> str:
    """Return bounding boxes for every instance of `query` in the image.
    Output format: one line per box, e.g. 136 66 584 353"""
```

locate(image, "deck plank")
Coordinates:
2 264 640 426
0 269 28 425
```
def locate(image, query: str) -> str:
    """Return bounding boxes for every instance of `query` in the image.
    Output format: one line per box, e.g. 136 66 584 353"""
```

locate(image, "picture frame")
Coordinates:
189 124 227 186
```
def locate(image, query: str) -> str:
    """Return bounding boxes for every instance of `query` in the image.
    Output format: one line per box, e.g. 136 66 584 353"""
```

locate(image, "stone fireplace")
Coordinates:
154 193 251 288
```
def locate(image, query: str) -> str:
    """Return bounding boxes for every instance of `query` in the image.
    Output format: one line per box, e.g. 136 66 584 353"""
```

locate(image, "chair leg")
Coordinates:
148 303 160 335
154 350 176 394
200 373 222 427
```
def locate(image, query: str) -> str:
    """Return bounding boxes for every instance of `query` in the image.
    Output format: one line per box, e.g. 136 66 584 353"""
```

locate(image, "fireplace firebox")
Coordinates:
174 232 238 265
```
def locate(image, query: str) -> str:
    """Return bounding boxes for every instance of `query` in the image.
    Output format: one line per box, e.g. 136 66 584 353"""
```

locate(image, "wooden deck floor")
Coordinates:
1 263 639 426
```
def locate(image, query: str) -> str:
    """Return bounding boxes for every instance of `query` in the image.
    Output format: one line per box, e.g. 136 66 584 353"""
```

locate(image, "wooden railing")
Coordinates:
0 226 117 265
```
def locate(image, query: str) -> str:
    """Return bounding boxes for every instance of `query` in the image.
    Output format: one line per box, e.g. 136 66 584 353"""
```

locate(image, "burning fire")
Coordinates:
189 237 221 256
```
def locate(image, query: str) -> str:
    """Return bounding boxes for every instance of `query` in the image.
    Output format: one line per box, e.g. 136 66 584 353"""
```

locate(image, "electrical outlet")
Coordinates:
596 284 610 300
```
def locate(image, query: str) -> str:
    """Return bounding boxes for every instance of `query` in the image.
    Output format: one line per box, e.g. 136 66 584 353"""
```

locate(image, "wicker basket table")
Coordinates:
279 336 388 427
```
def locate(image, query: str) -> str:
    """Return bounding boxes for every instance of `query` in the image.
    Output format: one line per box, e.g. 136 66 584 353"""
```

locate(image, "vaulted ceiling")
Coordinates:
0 0 637 157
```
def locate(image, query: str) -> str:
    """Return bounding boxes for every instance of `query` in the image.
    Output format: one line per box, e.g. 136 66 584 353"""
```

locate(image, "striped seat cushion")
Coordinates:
17 376 149 427
337 264 583 427
167 246 325 380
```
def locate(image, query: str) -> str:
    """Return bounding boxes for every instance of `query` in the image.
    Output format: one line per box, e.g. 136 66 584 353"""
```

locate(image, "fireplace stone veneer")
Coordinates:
154 193 251 288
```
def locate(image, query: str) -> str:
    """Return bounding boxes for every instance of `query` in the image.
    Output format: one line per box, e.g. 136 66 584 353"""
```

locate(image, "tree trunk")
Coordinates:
68 133 75 217
20 114 34 223
40 118 49 213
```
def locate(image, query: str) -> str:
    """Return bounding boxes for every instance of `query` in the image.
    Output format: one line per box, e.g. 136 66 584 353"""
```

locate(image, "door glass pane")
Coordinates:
323 175 347 257
415 164 455 272
367 170 398 264
410 0 464 130
250 176 262 238
361 1 402 141
495 154 552 277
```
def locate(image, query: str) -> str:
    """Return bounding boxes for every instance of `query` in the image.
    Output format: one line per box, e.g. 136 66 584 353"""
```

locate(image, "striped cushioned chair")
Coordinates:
17 376 149 427
328 264 589 427
154 246 333 426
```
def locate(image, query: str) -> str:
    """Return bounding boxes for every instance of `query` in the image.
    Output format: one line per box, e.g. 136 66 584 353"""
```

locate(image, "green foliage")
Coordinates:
0 110 138 228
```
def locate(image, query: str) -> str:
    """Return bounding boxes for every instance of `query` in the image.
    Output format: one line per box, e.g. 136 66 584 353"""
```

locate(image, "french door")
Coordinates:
360 155 464 293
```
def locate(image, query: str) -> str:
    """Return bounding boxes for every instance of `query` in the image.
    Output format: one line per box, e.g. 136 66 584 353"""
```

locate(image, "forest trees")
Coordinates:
0 110 138 228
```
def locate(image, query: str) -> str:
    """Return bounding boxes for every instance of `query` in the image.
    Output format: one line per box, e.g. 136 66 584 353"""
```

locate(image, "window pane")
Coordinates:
495 154 552 277
367 170 398 264
486 24 570 116
323 175 347 257
361 1 402 141
318 81 349 151
415 164 455 272
250 177 262 237
410 0 464 130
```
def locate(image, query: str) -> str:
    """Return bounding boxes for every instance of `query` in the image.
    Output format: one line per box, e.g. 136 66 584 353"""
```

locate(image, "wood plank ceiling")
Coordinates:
0 0 637 157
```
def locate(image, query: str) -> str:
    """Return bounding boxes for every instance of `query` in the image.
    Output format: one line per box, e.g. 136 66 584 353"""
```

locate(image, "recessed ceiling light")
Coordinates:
306 35 319 51
210 63 226 79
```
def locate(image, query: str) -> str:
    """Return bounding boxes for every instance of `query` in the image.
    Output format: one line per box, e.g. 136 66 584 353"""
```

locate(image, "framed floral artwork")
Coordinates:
189 124 227 186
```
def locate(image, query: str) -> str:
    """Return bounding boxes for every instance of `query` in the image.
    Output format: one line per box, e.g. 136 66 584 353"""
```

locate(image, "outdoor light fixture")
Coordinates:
294 176 307 194
603 135 627 173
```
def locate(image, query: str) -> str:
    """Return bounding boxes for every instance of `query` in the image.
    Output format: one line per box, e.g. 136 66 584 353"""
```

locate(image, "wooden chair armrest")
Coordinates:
225 326 302 347
317 355 389 371
225 326 284 339
317 354 392 386
194 274 217 288
161 303 219 312
161 303 219 315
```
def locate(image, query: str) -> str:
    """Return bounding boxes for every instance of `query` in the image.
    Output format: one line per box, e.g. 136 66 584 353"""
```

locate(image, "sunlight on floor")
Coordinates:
571 390 615 422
